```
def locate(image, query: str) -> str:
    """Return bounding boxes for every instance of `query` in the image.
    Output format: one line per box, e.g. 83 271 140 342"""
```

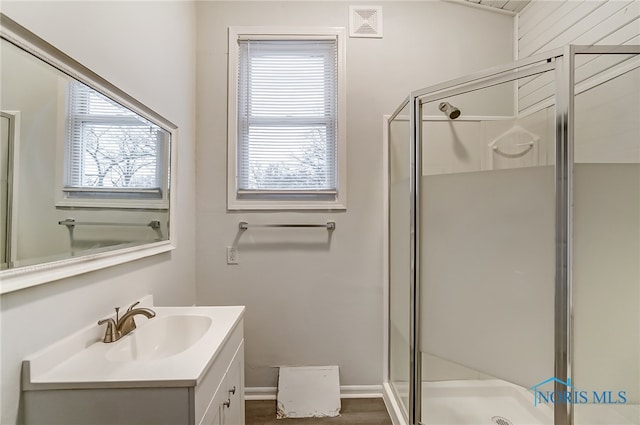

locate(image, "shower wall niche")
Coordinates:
385 46 640 425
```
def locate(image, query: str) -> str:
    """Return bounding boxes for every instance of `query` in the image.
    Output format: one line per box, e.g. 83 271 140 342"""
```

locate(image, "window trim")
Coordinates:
227 26 347 210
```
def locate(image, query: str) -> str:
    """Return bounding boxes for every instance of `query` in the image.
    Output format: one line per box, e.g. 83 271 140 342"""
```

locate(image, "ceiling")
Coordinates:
464 0 532 14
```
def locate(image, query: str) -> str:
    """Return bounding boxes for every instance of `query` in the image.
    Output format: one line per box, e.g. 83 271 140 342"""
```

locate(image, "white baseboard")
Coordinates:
340 385 383 398
245 387 278 400
245 384 383 401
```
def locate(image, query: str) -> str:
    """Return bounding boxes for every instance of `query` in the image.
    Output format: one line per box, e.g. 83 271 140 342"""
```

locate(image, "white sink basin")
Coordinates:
106 315 212 362
22 301 245 390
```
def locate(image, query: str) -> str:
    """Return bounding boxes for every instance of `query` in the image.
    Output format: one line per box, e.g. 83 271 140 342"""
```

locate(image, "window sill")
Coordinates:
227 198 346 211
55 199 169 210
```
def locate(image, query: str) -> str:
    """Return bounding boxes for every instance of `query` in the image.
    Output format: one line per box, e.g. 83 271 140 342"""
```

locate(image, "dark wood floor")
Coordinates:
245 398 393 425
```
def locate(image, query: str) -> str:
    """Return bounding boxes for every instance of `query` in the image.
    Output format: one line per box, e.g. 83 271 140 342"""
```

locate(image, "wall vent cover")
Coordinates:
349 6 383 38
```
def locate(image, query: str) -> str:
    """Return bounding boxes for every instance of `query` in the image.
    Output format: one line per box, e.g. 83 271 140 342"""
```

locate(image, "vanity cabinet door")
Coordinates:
211 413 222 425
194 320 244 425
200 339 244 425
220 341 244 425
200 391 223 425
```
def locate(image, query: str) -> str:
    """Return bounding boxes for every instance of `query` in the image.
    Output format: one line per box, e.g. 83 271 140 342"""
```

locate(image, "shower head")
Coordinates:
439 102 461 120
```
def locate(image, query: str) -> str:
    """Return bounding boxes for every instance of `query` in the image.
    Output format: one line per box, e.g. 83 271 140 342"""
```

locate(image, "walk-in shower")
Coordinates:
385 45 640 425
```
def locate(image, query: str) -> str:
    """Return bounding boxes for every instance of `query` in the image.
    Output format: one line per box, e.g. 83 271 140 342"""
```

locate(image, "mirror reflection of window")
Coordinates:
64 81 165 200
1 17 176 288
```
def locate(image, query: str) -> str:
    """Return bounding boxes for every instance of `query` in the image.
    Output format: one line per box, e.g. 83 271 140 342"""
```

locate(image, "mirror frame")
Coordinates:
0 14 177 294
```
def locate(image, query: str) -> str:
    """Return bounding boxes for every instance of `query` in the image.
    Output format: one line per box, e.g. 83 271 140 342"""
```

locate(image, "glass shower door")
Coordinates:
572 52 640 425
416 71 557 425
388 102 411 419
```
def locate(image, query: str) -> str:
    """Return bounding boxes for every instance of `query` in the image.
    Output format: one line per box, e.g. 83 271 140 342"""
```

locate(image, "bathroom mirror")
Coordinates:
0 14 177 294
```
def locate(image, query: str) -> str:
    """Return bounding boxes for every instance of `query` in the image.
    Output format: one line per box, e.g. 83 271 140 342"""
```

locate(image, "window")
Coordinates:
63 81 169 207
228 27 346 210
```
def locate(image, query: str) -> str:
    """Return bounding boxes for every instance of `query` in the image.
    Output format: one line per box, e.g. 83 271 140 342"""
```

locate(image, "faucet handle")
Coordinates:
98 318 118 343
126 301 140 312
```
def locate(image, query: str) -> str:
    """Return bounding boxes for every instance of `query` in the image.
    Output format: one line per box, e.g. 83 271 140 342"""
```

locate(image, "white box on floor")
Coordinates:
276 366 341 418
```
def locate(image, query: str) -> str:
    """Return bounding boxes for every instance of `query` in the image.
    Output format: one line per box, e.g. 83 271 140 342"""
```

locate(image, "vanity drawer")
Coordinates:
194 318 244 424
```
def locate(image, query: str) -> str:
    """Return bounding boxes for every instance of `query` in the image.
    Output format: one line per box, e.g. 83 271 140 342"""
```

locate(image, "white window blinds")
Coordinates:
66 81 163 193
237 39 338 194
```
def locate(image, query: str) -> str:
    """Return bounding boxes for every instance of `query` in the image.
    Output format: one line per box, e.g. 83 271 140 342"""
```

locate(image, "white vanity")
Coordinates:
22 299 245 425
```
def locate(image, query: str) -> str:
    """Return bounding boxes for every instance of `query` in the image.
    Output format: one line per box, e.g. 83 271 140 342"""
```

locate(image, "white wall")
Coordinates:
0 2 197 424
518 0 639 58
195 1 514 392
517 0 640 113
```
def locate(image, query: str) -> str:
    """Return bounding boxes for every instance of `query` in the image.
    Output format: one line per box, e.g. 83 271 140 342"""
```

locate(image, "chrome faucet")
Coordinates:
98 302 156 343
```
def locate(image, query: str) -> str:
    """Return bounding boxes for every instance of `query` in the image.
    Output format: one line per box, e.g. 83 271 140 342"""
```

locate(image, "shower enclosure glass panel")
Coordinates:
385 45 640 425
572 54 639 425
418 75 556 425
389 101 411 419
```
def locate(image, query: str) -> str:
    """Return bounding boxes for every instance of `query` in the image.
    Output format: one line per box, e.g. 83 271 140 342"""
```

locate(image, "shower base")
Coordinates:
421 379 552 425
383 379 640 425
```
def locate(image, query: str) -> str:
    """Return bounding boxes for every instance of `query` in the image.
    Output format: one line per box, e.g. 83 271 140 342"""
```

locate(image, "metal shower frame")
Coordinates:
388 44 640 425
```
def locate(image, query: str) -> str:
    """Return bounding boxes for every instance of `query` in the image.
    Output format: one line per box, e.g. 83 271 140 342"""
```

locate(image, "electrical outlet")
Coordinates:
226 246 238 265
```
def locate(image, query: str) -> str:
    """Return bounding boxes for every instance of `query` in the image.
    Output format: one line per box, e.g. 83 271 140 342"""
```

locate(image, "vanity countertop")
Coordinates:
22 303 245 390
